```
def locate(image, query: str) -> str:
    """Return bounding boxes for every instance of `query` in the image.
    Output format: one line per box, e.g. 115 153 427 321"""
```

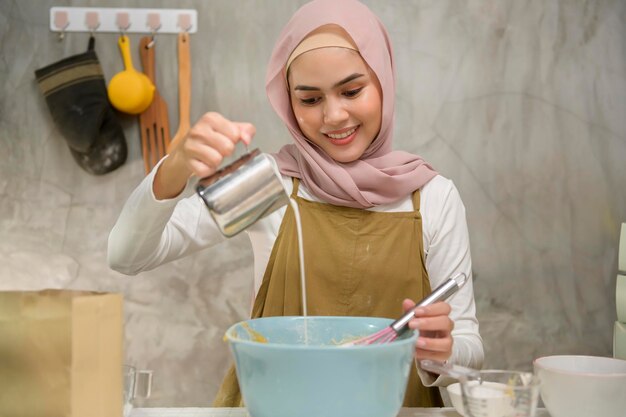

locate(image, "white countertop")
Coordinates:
130 407 552 417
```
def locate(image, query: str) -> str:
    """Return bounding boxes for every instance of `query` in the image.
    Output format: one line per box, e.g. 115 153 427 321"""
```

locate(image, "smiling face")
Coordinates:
287 47 383 163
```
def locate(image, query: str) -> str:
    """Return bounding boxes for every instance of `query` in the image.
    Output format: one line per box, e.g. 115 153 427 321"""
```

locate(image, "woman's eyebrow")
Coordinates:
294 73 365 91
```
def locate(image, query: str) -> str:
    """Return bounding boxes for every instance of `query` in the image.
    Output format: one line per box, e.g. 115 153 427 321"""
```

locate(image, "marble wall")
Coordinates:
1 0 625 407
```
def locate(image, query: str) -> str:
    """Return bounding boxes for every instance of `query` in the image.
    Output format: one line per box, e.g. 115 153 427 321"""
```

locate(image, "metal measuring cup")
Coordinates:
196 148 289 237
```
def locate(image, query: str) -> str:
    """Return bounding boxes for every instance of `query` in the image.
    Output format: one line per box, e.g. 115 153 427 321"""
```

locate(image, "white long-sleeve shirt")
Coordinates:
108 157 484 386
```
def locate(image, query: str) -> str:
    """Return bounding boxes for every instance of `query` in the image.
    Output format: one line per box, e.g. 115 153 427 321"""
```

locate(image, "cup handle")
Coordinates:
133 370 153 399
420 359 481 380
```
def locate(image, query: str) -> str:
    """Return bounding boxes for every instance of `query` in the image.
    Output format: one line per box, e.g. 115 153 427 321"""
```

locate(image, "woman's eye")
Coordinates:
343 87 364 98
299 97 320 105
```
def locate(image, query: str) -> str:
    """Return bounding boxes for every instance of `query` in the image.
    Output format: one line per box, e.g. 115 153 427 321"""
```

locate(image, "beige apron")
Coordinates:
213 179 443 407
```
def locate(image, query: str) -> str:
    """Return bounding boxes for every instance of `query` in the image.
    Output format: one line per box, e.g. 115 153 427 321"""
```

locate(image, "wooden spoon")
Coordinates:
139 37 171 174
166 32 191 153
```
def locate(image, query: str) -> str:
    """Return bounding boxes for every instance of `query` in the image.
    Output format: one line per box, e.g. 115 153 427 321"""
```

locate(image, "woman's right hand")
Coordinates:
154 112 256 200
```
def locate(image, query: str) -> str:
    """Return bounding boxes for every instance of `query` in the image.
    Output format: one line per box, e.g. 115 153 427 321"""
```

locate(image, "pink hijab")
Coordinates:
267 0 437 208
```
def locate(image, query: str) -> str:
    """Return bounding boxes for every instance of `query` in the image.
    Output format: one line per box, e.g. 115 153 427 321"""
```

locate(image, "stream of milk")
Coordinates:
288 197 309 344
289 198 307 316
271 159 309 344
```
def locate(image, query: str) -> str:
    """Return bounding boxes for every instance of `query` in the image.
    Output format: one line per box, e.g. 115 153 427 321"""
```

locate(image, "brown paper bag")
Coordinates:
0 290 123 417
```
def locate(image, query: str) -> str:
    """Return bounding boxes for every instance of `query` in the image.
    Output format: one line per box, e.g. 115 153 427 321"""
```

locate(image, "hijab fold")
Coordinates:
267 0 437 208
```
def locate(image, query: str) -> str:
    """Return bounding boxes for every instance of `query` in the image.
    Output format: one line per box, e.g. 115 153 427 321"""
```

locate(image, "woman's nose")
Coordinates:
323 98 349 125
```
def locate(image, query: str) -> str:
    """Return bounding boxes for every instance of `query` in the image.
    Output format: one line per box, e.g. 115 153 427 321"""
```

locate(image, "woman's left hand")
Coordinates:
402 299 454 362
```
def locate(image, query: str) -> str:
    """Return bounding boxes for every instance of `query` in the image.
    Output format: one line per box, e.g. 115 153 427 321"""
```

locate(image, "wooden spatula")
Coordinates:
138 36 171 174
166 32 191 153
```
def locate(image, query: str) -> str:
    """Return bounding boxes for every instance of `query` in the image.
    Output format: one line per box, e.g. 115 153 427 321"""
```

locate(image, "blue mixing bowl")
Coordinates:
224 316 417 417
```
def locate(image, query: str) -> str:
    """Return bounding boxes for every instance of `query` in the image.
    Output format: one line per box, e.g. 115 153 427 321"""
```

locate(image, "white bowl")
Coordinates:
533 355 626 417
447 382 466 416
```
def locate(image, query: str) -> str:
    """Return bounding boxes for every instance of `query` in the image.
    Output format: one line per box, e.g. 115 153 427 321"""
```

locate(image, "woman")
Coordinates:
108 0 483 407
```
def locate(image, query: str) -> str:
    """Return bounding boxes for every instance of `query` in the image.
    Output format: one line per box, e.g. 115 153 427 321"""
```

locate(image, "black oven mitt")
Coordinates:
35 36 127 175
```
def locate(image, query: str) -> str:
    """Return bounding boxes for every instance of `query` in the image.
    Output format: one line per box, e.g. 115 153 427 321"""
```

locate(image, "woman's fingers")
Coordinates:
199 112 240 141
412 301 452 317
236 122 256 145
179 112 256 178
402 300 454 361
199 113 256 146
414 339 453 361
414 327 453 361
187 128 233 160
408 315 454 332
402 299 415 312
402 299 452 316
186 146 224 179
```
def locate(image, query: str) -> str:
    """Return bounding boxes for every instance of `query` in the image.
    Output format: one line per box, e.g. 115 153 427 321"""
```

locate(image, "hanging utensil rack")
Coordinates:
50 7 198 35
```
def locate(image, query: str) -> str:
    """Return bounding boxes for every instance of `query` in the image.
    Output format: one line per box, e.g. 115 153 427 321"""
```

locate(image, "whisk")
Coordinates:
342 272 468 346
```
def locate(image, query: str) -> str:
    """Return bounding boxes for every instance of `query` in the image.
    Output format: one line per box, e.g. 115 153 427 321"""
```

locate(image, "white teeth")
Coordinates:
327 127 357 139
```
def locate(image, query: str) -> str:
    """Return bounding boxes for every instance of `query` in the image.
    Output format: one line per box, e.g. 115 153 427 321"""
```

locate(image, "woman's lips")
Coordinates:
324 126 359 146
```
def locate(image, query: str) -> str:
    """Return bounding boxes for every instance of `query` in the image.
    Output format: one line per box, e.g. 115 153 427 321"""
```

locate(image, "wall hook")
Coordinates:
54 10 69 41
116 12 132 35
146 26 161 49
85 11 100 37
146 12 161 48
178 13 193 33
50 7 197 35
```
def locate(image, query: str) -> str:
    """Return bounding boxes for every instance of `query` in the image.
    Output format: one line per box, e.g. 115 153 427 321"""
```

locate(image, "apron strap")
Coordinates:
411 188 421 212
291 178 300 198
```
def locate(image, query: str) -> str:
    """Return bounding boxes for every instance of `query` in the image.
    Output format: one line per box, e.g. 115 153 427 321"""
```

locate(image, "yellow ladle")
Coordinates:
107 35 155 115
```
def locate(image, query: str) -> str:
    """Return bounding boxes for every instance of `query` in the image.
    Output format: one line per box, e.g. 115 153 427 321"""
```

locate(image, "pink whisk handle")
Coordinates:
390 272 467 334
